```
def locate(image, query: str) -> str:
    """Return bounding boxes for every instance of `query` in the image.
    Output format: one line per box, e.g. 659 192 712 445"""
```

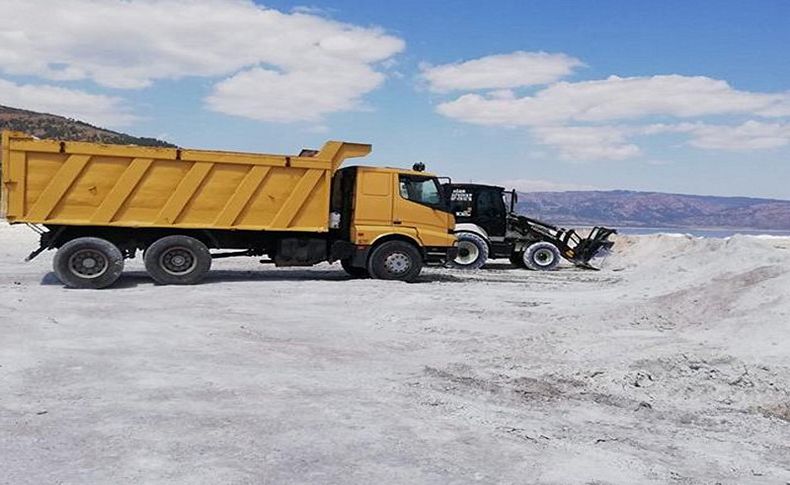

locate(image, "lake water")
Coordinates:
615 227 790 238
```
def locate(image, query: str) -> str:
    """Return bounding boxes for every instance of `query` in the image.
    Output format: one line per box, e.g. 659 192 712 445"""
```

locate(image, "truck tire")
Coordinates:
448 232 489 270
53 237 125 289
341 258 369 278
523 241 561 271
509 251 527 268
144 235 212 285
367 240 422 282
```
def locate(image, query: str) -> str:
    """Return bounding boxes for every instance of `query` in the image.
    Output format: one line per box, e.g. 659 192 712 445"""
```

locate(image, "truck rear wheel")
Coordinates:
53 237 125 289
144 235 212 285
367 241 422 282
449 232 489 270
523 241 561 271
341 258 369 278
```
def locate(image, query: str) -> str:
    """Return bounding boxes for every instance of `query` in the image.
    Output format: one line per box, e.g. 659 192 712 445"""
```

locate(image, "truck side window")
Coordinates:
399 181 410 199
399 176 443 208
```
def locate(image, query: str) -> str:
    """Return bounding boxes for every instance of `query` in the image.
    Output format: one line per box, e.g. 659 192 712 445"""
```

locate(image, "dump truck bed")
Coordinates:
1 132 370 232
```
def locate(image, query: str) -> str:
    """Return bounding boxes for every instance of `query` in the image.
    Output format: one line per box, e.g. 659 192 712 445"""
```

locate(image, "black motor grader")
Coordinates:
442 183 616 270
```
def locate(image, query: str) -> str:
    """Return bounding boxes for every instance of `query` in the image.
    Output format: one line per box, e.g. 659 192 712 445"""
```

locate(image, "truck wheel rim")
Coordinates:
384 252 411 274
455 241 479 265
160 247 197 276
534 248 556 266
68 249 109 279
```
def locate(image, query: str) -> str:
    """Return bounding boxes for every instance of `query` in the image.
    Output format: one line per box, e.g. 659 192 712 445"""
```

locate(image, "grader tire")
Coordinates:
523 241 561 271
448 232 489 270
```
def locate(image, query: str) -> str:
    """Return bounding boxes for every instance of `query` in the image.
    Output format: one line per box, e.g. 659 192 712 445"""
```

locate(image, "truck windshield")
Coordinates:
399 176 445 209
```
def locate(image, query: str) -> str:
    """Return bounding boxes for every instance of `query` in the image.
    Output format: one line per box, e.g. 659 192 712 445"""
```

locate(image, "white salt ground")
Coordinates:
1 222 789 484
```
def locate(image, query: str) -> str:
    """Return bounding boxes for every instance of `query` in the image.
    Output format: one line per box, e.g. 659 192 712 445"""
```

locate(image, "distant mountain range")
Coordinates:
517 190 790 231
0 105 174 147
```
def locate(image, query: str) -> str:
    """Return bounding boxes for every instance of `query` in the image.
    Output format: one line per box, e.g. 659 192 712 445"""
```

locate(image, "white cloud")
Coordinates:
206 64 383 123
646 121 790 150
687 121 790 150
528 120 790 161
432 69 790 161
532 125 641 161
0 0 404 122
421 51 583 92
436 75 790 127
0 78 136 127
291 6 333 15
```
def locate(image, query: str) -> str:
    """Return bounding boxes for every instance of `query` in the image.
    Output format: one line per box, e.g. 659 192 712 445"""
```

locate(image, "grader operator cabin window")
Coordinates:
399 175 443 208
477 189 506 218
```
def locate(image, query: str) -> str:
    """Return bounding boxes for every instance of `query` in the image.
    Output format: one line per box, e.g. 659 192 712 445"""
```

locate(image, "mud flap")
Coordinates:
25 226 66 262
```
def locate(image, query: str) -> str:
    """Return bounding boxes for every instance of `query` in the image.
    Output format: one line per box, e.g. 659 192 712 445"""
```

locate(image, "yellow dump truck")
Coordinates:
1 131 457 288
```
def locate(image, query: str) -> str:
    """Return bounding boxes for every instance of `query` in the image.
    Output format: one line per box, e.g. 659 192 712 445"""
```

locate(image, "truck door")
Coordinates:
354 170 394 227
394 175 453 247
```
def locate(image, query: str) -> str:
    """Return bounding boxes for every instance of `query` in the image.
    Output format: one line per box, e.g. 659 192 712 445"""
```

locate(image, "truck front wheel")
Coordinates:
449 232 489 270
367 241 422 282
523 241 561 271
53 237 125 289
144 235 212 285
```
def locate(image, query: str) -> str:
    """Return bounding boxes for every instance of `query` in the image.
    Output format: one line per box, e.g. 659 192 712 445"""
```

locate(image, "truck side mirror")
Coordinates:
510 189 518 212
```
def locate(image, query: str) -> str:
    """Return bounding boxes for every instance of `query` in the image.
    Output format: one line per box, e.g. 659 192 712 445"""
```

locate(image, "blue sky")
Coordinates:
1 0 789 198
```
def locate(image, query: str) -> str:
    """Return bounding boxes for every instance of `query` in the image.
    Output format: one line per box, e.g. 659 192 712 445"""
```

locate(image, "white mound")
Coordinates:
1 223 789 484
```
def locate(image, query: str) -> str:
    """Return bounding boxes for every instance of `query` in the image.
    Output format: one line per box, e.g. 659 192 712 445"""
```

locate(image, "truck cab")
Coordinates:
331 166 457 280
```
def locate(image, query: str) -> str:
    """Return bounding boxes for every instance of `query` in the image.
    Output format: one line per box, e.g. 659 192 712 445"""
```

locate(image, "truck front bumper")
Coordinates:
347 245 458 268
